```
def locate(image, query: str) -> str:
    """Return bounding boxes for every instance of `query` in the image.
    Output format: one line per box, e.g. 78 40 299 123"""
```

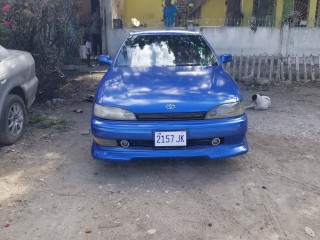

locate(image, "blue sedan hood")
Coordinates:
96 66 241 113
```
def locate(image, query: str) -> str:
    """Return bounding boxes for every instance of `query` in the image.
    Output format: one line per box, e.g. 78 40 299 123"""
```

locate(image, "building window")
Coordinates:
316 0 320 25
283 0 309 27
252 0 276 26
294 0 309 20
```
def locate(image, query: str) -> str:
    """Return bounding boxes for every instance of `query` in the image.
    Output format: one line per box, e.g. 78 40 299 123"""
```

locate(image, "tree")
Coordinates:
0 0 80 97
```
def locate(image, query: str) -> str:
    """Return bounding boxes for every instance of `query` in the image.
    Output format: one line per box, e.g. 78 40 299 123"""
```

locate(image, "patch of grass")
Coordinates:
29 113 68 129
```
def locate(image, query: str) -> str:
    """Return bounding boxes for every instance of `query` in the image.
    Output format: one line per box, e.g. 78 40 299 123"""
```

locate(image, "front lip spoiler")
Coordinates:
91 139 248 162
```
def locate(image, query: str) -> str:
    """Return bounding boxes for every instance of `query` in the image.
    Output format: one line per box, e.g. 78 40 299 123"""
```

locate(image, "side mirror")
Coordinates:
220 54 233 63
98 55 113 65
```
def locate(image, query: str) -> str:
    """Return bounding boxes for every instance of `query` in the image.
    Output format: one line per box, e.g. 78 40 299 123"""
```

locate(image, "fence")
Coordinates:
224 55 320 83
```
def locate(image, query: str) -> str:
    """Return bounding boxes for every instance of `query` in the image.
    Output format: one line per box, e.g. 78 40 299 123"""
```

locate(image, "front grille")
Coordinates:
136 112 206 121
117 138 224 148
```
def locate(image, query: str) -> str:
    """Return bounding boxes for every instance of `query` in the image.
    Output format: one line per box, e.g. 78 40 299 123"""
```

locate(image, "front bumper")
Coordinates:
91 115 248 162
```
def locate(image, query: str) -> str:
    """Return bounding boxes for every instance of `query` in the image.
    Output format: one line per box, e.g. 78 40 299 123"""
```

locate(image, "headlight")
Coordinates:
94 104 137 120
205 101 244 119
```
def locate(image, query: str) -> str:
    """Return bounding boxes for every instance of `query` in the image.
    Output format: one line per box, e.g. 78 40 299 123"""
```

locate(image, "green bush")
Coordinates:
0 0 81 100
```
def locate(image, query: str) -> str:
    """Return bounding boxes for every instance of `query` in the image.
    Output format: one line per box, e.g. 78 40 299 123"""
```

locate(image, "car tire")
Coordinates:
0 94 27 145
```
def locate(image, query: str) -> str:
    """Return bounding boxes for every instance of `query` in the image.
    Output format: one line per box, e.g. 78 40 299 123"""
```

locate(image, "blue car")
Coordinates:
91 30 248 162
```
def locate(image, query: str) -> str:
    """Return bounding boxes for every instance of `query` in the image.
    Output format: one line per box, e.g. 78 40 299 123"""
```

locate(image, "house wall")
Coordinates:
201 0 226 26
101 0 320 57
121 0 253 22
121 0 240 27
205 26 320 56
123 0 163 27
242 0 254 20
285 27 320 55
104 26 320 58
121 0 230 26
117 0 320 26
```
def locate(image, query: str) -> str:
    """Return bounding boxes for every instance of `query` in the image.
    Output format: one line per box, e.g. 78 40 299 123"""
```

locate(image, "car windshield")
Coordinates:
115 34 218 67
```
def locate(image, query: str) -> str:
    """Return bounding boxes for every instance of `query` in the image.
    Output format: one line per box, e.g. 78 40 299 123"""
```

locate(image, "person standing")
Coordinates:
163 0 178 28
91 10 102 57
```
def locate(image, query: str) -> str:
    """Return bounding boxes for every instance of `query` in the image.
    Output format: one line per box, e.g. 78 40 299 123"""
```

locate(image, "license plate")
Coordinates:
155 131 187 147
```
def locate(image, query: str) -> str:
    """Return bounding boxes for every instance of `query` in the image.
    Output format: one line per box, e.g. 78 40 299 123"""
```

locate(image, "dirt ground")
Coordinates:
0 71 320 240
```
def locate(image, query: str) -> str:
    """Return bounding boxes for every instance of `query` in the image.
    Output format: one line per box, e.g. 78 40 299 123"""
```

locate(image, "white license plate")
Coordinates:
155 131 187 147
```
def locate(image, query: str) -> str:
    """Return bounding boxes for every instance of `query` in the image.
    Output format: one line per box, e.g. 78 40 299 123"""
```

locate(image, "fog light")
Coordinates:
94 138 117 146
211 138 221 146
120 140 130 147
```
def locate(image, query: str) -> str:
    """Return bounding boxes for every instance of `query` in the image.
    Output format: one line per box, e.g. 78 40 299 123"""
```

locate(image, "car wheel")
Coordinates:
0 94 27 145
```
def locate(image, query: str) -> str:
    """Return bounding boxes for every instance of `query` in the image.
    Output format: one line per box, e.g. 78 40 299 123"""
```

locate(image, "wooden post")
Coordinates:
311 55 315 81
288 55 292 83
227 61 231 73
276 56 281 82
251 55 256 79
269 55 274 82
296 56 300 82
239 55 243 81
257 55 262 81
303 55 308 81
245 56 249 77
263 56 268 79
280 58 285 81
232 55 237 78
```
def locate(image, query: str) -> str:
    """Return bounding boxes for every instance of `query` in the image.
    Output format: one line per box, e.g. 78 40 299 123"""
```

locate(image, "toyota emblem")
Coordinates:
166 104 175 110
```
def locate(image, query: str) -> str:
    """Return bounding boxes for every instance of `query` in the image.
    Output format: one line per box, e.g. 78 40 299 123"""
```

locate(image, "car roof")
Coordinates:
130 30 201 36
